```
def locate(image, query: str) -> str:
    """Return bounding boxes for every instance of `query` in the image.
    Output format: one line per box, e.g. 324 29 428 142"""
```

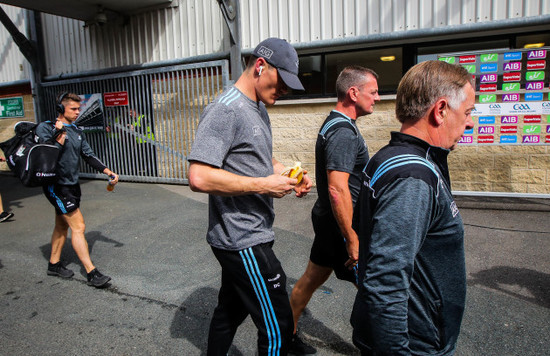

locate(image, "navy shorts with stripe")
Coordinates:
208 242 293 356
42 183 81 215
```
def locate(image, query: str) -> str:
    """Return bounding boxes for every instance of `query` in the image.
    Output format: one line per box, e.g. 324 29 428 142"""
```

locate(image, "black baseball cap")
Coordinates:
253 37 305 91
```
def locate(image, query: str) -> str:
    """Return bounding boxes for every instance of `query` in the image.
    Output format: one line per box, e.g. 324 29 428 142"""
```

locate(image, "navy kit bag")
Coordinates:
0 121 63 187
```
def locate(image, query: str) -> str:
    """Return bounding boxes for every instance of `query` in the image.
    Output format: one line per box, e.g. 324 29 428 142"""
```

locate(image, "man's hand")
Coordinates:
344 232 359 269
263 174 297 198
54 120 66 145
294 171 312 197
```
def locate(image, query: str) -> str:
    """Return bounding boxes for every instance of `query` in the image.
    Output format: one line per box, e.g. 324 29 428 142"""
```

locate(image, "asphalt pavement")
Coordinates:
0 174 548 355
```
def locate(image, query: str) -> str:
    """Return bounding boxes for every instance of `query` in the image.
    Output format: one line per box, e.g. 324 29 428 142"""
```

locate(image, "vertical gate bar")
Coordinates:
129 75 140 180
141 73 154 181
164 70 175 179
181 68 190 177
140 74 151 180
175 69 185 180
153 71 165 179
132 75 143 179
161 70 173 179
183 68 192 173
144 73 158 182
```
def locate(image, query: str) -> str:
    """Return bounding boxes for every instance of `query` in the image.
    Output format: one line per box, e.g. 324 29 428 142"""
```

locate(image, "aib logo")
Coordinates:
256 46 274 59
527 50 547 59
513 104 531 111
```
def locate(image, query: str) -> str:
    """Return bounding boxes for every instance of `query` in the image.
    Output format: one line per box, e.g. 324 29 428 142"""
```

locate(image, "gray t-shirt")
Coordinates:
312 110 369 216
188 86 275 250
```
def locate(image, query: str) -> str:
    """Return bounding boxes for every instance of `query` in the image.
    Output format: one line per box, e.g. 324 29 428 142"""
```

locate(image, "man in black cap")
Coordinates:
188 37 312 355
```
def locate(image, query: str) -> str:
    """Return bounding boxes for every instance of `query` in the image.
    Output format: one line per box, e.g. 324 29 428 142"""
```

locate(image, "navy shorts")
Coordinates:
310 211 357 284
42 183 81 215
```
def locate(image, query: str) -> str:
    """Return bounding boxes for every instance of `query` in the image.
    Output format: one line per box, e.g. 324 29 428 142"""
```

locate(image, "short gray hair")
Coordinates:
395 60 474 123
336 66 378 101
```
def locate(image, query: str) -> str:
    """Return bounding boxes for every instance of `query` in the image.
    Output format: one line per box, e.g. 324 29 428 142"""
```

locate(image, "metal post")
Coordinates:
218 0 242 81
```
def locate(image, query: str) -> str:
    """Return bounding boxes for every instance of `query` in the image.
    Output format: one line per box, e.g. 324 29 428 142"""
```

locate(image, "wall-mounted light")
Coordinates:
94 6 108 25
380 56 396 62
524 43 544 48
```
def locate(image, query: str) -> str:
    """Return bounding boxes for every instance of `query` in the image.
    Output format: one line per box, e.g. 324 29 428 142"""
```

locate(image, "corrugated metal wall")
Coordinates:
239 0 550 48
1 0 549 81
40 0 225 77
0 4 31 83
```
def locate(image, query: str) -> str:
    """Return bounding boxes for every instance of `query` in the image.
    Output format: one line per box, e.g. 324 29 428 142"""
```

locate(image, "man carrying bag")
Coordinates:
37 92 119 288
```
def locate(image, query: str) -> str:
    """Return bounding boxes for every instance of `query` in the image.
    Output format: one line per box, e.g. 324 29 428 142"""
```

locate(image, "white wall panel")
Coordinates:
0 4 32 83
2 0 549 80
238 0 550 50
40 0 224 76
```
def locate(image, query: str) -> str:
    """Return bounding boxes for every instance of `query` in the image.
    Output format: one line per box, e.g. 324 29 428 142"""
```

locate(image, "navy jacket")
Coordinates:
351 132 466 355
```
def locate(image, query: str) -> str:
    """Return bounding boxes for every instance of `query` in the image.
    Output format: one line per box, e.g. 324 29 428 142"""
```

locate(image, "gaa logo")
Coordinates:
489 104 501 109
513 104 531 110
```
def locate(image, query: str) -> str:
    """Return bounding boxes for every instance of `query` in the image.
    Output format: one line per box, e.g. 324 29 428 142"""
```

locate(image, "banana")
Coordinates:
281 161 304 183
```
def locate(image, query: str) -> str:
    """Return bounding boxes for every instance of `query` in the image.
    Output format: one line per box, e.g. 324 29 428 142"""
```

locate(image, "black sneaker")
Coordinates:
0 211 14 223
289 333 317 355
47 261 74 278
87 268 111 287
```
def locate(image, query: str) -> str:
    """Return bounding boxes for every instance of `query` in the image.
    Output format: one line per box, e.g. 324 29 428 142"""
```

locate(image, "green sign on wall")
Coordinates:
0 97 24 118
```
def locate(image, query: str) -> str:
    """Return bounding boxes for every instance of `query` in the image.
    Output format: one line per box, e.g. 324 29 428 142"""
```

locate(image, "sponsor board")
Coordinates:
526 60 546 70
478 126 495 134
459 55 476 64
500 125 518 134
503 51 522 61
500 135 518 143
546 135 550 143
523 125 541 134
458 135 473 144
525 81 544 90
480 84 497 92
480 63 498 73
502 83 520 92
527 49 547 59
501 116 518 124
480 74 498 83
464 128 474 134
525 93 543 101
474 102 547 116
480 53 499 62
503 72 521 81
478 116 495 124
502 94 520 102
525 71 545 81
522 135 540 143
463 64 476 73
477 135 494 144
439 56 456 63
503 61 522 71
479 94 496 103
524 115 542 123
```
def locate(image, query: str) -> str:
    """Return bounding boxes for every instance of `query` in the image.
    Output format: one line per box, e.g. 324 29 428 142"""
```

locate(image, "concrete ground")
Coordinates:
0 174 548 355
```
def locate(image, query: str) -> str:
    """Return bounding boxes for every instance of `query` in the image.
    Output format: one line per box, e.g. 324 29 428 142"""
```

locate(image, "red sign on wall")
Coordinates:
103 91 129 107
